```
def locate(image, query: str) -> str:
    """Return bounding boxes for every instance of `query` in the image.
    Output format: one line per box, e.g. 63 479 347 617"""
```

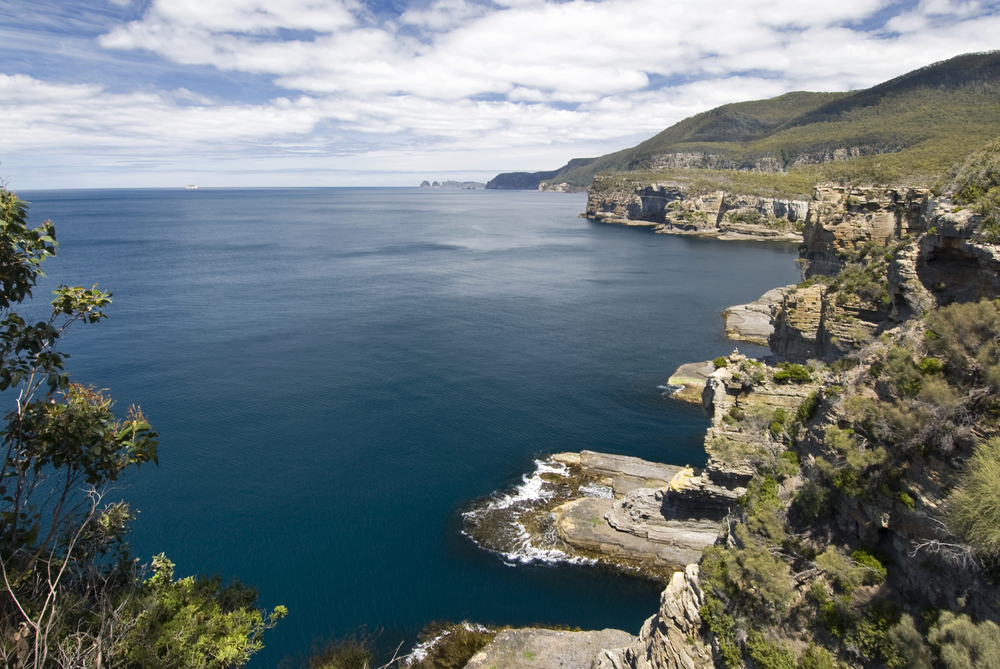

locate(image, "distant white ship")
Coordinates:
185 184 198 189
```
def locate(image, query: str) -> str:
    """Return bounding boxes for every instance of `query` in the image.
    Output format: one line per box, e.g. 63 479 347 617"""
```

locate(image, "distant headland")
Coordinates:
419 180 486 189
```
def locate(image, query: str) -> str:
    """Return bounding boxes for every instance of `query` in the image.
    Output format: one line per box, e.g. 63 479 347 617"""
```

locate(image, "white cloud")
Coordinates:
4 0 1000 187
399 0 488 30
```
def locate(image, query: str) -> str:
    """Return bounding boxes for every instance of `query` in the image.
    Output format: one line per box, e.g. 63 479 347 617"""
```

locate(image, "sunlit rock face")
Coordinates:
599 565 713 669
583 177 808 241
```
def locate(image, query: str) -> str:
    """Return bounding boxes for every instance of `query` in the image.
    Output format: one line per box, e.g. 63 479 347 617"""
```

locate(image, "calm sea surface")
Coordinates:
17 187 800 667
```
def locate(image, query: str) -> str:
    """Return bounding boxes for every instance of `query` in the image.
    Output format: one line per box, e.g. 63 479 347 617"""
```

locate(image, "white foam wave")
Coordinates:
471 458 567 513
579 482 614 499
497 521 595 567
404 623 491 665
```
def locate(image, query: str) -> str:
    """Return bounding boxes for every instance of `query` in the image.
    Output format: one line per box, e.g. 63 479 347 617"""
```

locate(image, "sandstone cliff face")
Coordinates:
721 286 795 346
584 177 808 240
766 185 1000 362
768 283 888 363
798 186 927 280
644 146 892 174
599 565 713 669
700 351 821 484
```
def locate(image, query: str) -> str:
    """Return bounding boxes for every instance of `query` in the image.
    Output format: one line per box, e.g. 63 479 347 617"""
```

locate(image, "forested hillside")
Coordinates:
491 51 1000 193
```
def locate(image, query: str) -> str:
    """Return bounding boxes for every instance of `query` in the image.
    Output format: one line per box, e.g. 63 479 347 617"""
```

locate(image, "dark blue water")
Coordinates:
17 187 799 667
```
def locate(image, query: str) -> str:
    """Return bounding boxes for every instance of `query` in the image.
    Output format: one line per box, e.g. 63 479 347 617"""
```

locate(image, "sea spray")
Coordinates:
461 456 604 566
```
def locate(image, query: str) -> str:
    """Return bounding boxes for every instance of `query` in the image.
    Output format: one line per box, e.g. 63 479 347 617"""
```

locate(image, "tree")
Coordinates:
0 186 284 668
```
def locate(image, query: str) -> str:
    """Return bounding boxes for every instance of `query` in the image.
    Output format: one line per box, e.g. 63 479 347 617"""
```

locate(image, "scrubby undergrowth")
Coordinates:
697 290 1000 669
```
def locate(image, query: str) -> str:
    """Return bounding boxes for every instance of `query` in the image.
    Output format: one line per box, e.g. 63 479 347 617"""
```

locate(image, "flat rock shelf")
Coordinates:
462 451 744 579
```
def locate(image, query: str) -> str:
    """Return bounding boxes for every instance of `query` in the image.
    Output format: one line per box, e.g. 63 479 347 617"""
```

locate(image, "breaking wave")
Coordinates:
462 457 595 567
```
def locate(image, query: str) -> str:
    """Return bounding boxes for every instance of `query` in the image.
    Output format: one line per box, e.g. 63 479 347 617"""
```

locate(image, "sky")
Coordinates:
2 0 1000 189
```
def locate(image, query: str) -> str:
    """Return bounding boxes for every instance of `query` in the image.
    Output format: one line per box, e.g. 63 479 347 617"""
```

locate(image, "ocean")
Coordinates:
17 187 800 667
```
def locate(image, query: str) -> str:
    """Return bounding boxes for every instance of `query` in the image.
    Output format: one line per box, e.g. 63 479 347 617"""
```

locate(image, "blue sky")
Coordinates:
2 0 1000 188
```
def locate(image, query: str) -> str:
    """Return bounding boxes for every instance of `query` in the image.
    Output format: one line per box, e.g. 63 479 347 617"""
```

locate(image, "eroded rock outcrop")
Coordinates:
797 185 927 280
599 565 713 669
666 361 716 404
721 285 795 345
463 451 742 575
700 350 822 484
769 185 1000 362
768 282 891 363
583 177 808 241
554 470 740 568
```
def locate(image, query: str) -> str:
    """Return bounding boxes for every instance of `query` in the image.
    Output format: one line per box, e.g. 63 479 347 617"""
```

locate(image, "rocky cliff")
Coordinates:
584 176 808 241
459 174 1000 669
600 566 712 669
770 184 1000 362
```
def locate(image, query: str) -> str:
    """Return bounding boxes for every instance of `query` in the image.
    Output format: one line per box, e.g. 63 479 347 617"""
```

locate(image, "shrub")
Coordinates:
946 437 1000 558
925 299 1000 386
774 363 812 384
746 630 796 669
899 492 916 510
793 478 833 522
816 547 868 595
919 356 944 375
889 615 932 669
699 597 741 669
729 209 765 226
928 612 1000 669
848 601 901 664
714 356 729 369
884 346 922 398
797 643 835 669
830 359 859 376
827 262 892 310
815 588 856 639
851 548 888 584
701 525 794 614
797 391 820 423
306 631 374 669
948 137 1000 241
779 450 800 472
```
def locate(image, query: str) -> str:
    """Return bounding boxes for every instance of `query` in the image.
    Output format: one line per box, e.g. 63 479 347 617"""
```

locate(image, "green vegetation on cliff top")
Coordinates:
528 51 1000 192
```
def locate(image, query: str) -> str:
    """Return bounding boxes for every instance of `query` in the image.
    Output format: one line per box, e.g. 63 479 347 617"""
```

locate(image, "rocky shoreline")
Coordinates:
583 177 809 241
448 180 1000 669
461 450 735 579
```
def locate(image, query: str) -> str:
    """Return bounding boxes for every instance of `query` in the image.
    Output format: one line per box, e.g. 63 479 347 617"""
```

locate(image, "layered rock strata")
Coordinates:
700 350 822 484
720 285 795 345
599 565 713 669
554 472 740 568
666 361 716 404
769 185 1000 362
462 451 742 576
584 177 808 241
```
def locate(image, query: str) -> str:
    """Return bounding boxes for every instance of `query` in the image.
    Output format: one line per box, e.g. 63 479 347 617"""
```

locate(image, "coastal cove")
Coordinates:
16 187 801 667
